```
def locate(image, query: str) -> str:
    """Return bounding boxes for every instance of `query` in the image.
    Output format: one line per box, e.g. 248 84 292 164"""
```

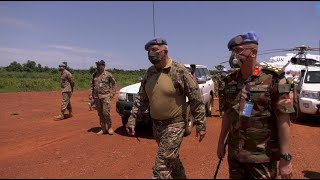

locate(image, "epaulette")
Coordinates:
226 68 239 78
261 65 285 78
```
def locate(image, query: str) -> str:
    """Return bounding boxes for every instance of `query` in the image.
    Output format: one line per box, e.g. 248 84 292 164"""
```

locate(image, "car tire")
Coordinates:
205 94 213 117
184 105 193 137
122 117 128 127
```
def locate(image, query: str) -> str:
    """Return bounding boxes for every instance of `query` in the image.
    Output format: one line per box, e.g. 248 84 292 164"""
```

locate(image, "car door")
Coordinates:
195 68 205 103
202 68 213 104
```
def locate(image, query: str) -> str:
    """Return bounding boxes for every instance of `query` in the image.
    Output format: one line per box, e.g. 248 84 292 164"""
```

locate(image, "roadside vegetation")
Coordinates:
0 60 146 93
0 60 224 93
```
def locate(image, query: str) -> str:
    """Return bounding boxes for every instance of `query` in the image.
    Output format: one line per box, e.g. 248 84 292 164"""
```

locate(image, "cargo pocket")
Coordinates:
244 128 270 153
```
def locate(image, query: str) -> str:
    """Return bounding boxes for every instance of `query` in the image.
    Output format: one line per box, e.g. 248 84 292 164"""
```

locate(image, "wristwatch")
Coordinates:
280 153 292 161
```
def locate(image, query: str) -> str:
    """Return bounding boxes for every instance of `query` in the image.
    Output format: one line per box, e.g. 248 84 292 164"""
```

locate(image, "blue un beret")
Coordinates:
227 31 259 50
144 38 168 51
96 60 105 66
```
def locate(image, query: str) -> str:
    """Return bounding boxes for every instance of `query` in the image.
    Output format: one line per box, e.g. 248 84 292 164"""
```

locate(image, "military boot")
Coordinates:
96 130 106 135
54 113 64 121
219 111 224 118
108 128 114 135
97 124 107 135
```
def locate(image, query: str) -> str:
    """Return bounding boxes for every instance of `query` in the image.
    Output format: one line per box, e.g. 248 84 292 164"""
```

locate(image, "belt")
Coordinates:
152 116 184 125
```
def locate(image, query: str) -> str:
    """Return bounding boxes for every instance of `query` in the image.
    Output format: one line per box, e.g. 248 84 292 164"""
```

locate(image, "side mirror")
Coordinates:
138 77 143 82
197 77 207 84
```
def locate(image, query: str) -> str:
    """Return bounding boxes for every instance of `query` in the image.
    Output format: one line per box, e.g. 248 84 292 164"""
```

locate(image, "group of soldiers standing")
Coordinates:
54 60 116 136
53 31 294 179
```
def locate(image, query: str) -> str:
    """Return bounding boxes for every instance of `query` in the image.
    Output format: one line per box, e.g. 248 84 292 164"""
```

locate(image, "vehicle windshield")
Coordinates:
291 58 319 66
304 71 320 83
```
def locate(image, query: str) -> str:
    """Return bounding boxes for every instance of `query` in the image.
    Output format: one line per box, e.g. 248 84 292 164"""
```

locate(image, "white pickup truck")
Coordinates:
116 64 215 135
293 64 320 121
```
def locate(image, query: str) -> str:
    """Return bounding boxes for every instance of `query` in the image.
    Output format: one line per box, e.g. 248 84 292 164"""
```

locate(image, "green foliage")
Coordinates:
0 61 146 93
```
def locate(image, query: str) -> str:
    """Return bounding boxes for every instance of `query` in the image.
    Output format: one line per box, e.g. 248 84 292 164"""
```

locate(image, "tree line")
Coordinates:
3 60 147 75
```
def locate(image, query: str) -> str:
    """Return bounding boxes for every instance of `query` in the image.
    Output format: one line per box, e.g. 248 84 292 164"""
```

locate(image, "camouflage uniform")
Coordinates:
223 65 295 179
60 70 75 114
127 59 206 179
90 70 116 133
217 75 226 112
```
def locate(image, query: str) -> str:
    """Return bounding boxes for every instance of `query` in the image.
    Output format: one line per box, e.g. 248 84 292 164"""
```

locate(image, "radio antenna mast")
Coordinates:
152 1 156 37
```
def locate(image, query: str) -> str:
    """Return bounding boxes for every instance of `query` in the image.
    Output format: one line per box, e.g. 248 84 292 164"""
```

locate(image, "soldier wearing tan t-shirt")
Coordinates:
126 38 206 179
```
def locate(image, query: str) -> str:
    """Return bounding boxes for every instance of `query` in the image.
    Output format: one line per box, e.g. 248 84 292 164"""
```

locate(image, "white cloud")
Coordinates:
0 45 148 70
0 17 36 30
48 45 97 54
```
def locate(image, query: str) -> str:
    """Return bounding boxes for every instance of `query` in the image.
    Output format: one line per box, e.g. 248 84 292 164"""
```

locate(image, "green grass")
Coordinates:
0 69 145 93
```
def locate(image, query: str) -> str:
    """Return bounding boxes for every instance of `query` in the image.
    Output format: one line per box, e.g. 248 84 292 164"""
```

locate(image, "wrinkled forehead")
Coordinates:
147 44 166 51
230 43 258 51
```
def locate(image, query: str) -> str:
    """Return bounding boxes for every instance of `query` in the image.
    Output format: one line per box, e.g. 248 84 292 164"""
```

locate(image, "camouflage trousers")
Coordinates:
228 156 277 179
218 90 224 111
94 97 112 133
61 92 72 113
152 120 187 179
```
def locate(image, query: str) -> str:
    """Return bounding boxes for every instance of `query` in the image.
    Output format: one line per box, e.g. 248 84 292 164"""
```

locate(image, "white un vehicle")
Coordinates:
293 63 320 121
116 64 215 136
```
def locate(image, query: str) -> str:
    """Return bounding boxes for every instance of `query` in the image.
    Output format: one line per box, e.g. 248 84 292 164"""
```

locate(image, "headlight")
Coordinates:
118 92 126 101
302 90 319 99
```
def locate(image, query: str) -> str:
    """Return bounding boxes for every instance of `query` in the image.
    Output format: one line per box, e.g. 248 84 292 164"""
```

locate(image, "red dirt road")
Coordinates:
0 91 319 179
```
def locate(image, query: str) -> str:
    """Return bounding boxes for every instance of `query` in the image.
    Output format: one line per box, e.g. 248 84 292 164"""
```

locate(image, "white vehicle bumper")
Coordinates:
299 97 320 114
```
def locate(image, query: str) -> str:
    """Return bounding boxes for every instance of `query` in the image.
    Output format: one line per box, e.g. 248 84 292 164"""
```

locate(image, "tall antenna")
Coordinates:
152 1 156 37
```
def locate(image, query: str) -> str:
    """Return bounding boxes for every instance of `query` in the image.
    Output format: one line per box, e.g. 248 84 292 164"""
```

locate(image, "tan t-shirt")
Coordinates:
144 59 186 120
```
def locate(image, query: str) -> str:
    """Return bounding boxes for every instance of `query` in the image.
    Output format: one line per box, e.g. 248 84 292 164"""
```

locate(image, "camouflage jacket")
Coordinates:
127 59 206 132
223 65 295 163
217 75 226 91
89 70 116 99
60 70 75 93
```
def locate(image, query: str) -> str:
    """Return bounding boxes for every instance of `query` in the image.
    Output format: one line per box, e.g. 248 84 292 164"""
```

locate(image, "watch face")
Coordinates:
281 154 292 161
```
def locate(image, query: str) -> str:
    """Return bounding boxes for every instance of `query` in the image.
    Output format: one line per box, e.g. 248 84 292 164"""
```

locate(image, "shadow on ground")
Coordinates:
302 170 320 179
114 125 154 140
87 127 101 133
291 114 320 127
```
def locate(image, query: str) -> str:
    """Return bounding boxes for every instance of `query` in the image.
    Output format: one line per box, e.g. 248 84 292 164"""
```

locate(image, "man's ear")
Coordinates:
164 49 168 56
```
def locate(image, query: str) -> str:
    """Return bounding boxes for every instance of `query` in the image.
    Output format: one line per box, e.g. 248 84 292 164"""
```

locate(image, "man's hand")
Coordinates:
217 141 226 159
89 95 93 100
126 125 135 136
279 159 292 179
196 130 206 142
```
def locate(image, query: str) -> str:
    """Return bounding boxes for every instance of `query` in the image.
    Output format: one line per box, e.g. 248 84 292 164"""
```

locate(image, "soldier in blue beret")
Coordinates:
217 31 294 179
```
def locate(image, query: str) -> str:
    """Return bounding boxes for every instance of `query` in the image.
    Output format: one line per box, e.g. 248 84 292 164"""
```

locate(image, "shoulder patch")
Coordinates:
262 65 285 77
278 84 290 93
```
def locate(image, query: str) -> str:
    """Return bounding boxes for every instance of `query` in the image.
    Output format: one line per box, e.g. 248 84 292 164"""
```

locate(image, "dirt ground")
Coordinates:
0 90 319 179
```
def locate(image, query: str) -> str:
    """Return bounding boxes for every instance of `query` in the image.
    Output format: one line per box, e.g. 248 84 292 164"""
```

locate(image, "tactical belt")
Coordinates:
152 116 184 125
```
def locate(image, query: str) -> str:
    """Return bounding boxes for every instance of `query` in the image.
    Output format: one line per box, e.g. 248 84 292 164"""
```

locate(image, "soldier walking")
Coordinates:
217 68 228 117
217 32 294 179
126 38 206 179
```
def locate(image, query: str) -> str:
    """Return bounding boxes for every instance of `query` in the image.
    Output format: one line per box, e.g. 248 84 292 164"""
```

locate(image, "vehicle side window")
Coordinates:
203 68 211 80
195 68 202 78
197 68 206 78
